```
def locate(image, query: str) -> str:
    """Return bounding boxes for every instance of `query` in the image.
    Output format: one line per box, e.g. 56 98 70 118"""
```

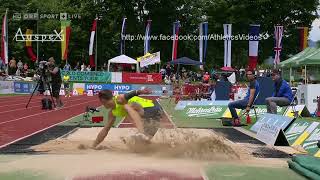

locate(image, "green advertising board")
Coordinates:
285 120 311 145
182 105 227 118
302 124 320 157
60 71 111 83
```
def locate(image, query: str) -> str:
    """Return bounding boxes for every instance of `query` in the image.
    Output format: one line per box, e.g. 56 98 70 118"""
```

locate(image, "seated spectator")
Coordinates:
228 69 260 126
265 69 293 114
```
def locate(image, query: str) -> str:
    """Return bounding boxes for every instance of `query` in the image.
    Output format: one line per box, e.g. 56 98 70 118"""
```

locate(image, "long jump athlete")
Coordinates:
92 89 163 148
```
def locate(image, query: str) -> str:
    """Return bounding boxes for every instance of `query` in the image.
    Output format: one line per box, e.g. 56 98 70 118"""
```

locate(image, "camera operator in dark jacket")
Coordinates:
48 57 63 109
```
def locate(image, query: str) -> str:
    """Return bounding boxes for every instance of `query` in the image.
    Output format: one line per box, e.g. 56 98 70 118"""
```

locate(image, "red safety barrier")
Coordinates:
122 72 162 84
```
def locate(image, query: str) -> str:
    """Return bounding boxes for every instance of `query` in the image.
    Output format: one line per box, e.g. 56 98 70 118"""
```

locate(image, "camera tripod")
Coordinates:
26 74 56 109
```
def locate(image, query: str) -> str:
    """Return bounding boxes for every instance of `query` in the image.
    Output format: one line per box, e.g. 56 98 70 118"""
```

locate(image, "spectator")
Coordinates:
160 66 166 79
203 72 210 83
74 62 80 71
8 57 17 75
64 62 71 71
165 63 172 77
265 69 293 114
87 65 92 71
196 72 202 81
23 63 29 73
102 63 108 71
228 69 260 126
17 59 23 70
239 66 245 80
0 57 4 72
81 63 86 71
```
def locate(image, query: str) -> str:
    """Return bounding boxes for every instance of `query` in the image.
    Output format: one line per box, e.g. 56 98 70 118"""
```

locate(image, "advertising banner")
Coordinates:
13 81 36 93
250 113 294 133
61 71 111 83
0 81 14 94
122 73 162 84
181 105 227 118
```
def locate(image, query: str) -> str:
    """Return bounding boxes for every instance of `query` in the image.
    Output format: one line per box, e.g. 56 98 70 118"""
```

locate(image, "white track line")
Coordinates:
0 111 87 149
0 99 99 125
0 97 91 114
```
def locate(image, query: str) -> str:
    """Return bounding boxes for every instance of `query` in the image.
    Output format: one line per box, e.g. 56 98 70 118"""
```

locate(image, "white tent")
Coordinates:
107 55 140 72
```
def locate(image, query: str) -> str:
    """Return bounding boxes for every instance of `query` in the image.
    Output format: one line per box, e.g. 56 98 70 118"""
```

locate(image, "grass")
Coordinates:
0 170 60 180
204 163 306 180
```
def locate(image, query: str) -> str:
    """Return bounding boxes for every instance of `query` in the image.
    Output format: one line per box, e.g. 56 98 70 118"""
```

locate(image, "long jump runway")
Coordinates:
0 95 101 148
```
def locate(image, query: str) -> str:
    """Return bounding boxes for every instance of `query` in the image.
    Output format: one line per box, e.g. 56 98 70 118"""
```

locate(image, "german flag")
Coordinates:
299 27 308 51
61 20 71 60
25 29 37 61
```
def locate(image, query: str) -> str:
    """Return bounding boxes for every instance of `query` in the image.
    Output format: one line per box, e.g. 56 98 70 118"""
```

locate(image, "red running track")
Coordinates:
0 95 101 148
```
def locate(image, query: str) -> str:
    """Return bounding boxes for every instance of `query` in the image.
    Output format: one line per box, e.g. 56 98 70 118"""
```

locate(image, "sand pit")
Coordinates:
31 128 243 161
0 128 290 179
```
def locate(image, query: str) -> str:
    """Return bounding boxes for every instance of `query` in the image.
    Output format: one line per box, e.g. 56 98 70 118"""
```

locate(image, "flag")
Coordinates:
274 25 284 65
199 22 208 69
120 17 127 55
1 10 8 64
223 24 232 67
25 29 37 61
299 27 308 51
248 24 260 69
172 21 181 61
144 20 152 55
61 20 71 60
89 19 97 67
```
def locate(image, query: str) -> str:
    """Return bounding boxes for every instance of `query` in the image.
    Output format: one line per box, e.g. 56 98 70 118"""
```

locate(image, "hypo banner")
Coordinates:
61 71 111 83
14 81 36 93
85 83 132 94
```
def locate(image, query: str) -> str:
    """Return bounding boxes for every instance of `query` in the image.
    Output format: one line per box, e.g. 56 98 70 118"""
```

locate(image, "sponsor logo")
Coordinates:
14 28 63 42
186 106 223 117
86 84 103 90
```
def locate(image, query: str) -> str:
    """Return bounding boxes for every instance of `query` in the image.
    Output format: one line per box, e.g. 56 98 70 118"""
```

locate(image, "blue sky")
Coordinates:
309 19 320 41
309 8 320 41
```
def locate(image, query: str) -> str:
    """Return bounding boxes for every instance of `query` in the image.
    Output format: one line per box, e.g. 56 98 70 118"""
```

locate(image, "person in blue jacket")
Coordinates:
266 69 293 114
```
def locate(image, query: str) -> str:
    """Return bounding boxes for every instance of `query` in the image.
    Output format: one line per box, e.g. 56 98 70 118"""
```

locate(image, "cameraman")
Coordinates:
48 57 63 109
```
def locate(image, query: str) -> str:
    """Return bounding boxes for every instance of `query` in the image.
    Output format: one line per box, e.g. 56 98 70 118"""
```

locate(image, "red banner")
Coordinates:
122 73 162 84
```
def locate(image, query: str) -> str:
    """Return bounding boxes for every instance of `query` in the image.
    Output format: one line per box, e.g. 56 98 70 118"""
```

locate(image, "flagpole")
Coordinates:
95 15 98 71
36 9 39 63
4 9 9 74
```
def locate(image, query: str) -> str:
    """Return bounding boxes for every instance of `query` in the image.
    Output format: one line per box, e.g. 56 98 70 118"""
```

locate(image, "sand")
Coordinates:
0 128 290 179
